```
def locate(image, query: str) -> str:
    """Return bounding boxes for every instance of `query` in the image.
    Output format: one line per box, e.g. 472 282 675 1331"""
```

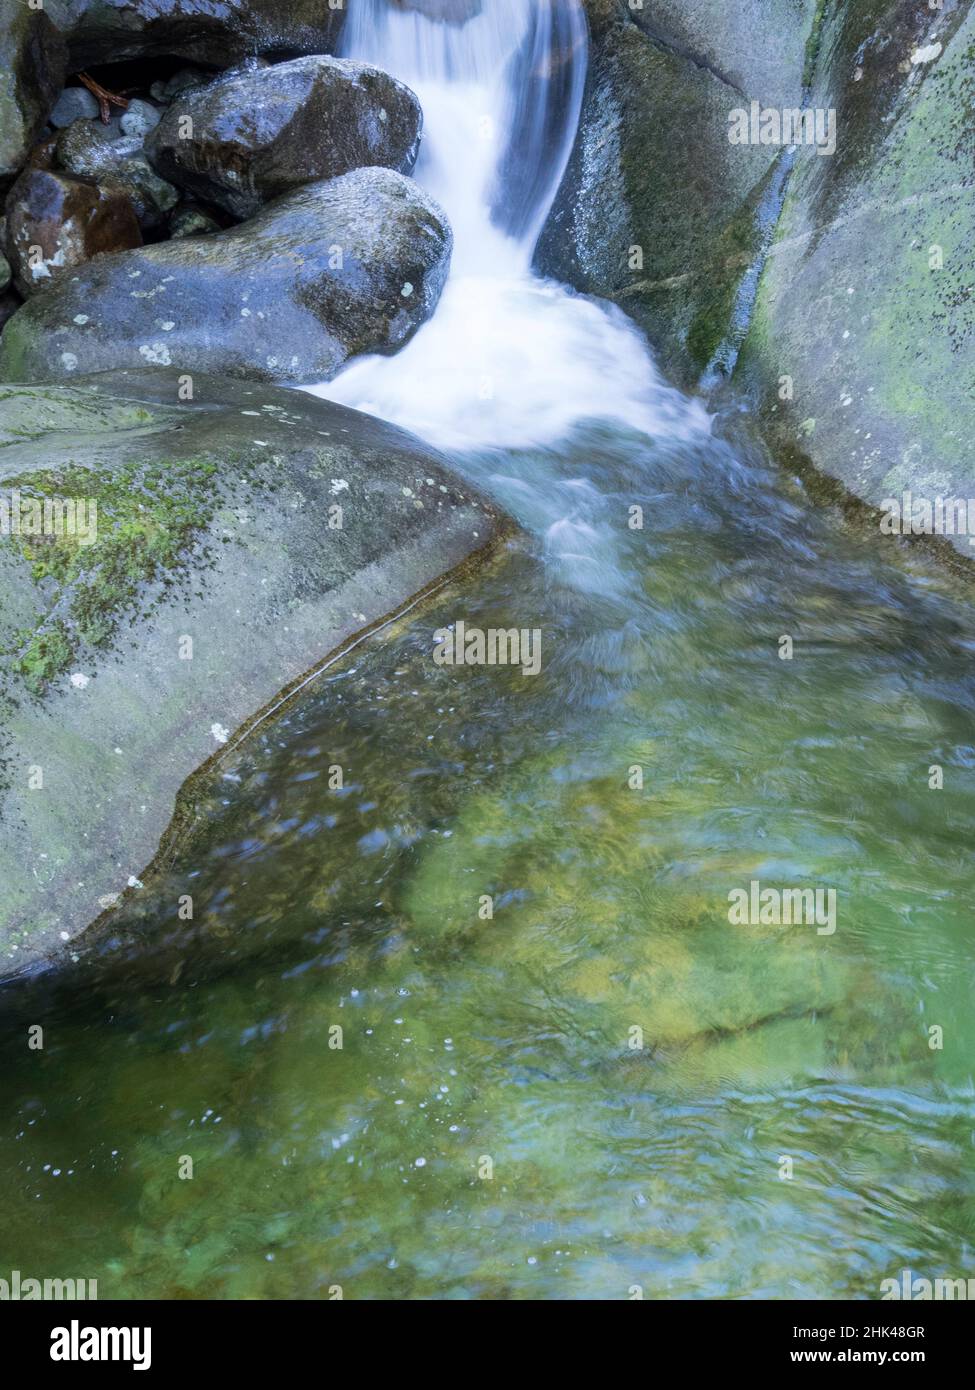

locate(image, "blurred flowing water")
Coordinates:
307 0 694 450
1 0 973 1299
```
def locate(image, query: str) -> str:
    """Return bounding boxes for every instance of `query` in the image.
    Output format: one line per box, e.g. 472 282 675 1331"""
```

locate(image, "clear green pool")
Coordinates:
2 418 974 1299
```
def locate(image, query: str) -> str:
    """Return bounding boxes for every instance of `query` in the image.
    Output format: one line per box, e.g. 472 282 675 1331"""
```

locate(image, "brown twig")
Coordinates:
77 72 131 124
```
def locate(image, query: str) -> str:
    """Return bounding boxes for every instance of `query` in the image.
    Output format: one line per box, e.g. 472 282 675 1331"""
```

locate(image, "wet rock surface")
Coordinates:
146 56 423 220
168 203 222 239
536 4 817 391
536 2 800 388
0 368 512 975
56 120 179 230
0 167 452 383
48 0 347 70
4 166 142 298
625 0 820 109
736 0 975 553
0 7 68 186
149 68 211 104
120 98 162 140
49 86 100 129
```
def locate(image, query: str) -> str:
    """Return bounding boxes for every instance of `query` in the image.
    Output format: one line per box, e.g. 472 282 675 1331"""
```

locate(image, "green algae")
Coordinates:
684 160 778 373
801 0 828 88
401 745 899 1077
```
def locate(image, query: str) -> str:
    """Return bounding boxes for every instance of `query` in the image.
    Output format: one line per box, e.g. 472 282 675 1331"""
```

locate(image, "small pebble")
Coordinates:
121 99 161 140
50 87 100 128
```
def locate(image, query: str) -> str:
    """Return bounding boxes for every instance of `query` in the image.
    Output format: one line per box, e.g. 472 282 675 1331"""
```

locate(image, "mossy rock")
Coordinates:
536 1 819 388
0 369 512 976
736 0 975 554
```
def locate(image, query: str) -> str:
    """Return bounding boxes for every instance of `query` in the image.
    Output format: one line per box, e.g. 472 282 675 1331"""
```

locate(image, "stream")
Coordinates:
1 0 973 1300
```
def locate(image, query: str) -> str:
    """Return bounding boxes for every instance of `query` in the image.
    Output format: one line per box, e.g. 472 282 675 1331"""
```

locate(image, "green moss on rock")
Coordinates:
536 7 810 388
12 621 74 695
0 369 511 975
736 0 975 553
3 455 228 691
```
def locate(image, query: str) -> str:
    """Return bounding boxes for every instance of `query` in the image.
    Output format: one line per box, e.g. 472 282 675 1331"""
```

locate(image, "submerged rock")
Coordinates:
4 167 142 297
56 121 179 230
0 369 512 976
146 57 423 220
0 7 67 185
403 746 871 1086
0 167 452 383
736 0 975 556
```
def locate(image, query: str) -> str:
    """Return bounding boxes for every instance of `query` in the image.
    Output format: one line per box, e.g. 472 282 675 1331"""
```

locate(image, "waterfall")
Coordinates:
336 0 586 262
304 0 707 451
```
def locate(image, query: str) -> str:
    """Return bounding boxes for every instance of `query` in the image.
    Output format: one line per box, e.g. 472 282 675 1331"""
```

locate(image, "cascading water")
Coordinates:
305 0 708 450
4 0 975 1307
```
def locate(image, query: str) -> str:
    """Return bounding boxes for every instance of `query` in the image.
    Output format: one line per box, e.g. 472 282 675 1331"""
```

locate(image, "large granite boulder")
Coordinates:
0 369 511 977
0 167 452 384
736 0 975 556
536 0 820 389
146 56 423 220
626 0 822 110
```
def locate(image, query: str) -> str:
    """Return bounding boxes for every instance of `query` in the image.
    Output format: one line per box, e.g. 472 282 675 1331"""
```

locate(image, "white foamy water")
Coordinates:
303 0 708 452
